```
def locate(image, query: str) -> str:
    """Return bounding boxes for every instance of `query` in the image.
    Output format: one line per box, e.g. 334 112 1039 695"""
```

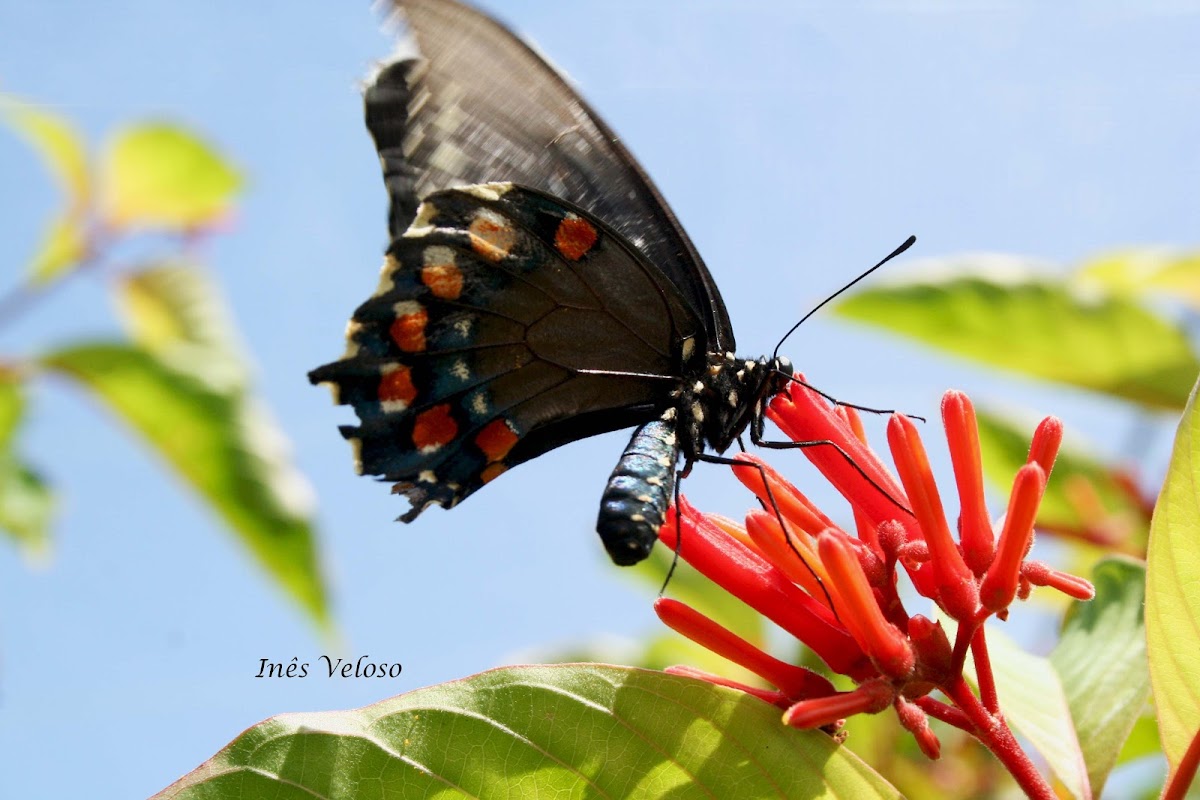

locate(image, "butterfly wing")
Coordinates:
310 183 702 520
368 0 735 352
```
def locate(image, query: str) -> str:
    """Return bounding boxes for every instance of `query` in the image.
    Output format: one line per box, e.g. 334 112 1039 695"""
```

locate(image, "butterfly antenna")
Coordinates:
772 235 916 361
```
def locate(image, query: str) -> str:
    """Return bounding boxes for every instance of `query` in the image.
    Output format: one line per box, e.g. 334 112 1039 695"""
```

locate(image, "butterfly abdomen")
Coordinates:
597 418 680 565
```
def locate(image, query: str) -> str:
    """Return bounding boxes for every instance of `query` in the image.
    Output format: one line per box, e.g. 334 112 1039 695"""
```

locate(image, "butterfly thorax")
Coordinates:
669 352 795 461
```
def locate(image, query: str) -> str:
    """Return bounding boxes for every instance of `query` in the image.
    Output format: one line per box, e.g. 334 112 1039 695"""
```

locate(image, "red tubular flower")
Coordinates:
658 500 871 678
942 391 995 575
655 598 836 701
653 376 1094 788
1027 416 1063 475
887 413 979 621
664 665 795 709
766 382 913 541
980 463 1046 613
783 680 894 730
817 531 914 680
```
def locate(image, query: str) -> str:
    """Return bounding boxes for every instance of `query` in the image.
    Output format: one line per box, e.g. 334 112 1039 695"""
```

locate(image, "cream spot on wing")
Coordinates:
471 392 490 416
404 200 439 237
462 182 513 201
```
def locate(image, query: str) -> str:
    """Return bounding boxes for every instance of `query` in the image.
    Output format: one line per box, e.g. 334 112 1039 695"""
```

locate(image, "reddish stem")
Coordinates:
970 627 1000 714
945 678 1054 800
913 696 972 730
950 615 982 676
1163 724 1200 800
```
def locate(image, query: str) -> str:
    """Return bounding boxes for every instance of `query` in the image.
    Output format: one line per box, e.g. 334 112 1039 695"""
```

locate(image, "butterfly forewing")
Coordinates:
368 0 735 352
310 183 704 519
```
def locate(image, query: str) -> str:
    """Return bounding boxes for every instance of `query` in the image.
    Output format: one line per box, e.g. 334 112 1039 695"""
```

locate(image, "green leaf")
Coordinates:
962 625 1089 799
0 95 90 205
1075 249 1200 309
1146 373 1200 782
1 97 91 282
1116 711 1161 765
118 264 222 349
99 122 242 230
114 263 248 388
0 454 54 559
975 408 1148 548
0 379 54 558
40 343 327 627
152 664 901 799
27 211 87 283
834 270 1199 410
0 377 22 447
1051 557 1150 796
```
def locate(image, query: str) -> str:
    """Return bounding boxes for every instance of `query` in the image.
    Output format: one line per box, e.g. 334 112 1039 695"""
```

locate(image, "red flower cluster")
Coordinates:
654 377 1093 795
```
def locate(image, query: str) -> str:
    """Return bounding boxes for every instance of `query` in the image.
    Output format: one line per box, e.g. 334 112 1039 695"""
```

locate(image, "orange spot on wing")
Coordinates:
555 215 598 260
481 463 508 484
390 307 428 352
469 213 516 262
412 404 457 450
421 262 463 300
475 419 519 462
378 365 417 406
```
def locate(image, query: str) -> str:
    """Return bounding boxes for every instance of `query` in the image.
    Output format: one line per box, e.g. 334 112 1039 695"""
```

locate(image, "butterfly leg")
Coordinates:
690 451 835 609
750 434 913 517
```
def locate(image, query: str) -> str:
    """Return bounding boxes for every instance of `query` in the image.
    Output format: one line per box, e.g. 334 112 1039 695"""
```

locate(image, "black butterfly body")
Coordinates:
309 0 792 565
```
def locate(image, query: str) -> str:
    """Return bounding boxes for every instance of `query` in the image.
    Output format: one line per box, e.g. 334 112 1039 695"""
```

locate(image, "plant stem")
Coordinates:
945 677 1054 800
1163 725 1200 800
971 627 1000 714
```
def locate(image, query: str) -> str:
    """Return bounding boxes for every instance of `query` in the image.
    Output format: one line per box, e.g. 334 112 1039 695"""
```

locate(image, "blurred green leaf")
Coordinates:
27 212 87 283
835 271 1198 410
99 122 242 230
0 455 54 559
975 408 1148 548
41 343 327 627
1051 557 1150 796
114 263 248 388
962 624 1089 799
117 263 235 351
0 379 54 558
0 378 22 447
0 95 90 205
1075 249 1200 309
1116 711 1161 765
1146 374 1200 783
2 97 91 283
152 664 900 800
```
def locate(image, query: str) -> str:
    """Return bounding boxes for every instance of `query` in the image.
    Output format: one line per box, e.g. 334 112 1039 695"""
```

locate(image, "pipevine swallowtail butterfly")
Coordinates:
309 0 801 566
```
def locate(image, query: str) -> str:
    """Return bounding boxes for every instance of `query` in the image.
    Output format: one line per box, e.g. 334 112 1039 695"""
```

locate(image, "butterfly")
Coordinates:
309 0 795 566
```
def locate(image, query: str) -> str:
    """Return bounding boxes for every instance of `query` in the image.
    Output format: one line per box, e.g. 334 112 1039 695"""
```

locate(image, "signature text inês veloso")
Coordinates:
256 656 402 679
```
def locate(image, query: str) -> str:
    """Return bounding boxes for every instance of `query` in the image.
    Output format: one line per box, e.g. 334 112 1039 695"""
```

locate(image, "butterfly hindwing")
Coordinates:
310 182 705 520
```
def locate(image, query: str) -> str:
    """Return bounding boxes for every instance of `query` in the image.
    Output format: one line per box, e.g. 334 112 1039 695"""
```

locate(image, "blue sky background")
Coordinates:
1 2 1197 797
